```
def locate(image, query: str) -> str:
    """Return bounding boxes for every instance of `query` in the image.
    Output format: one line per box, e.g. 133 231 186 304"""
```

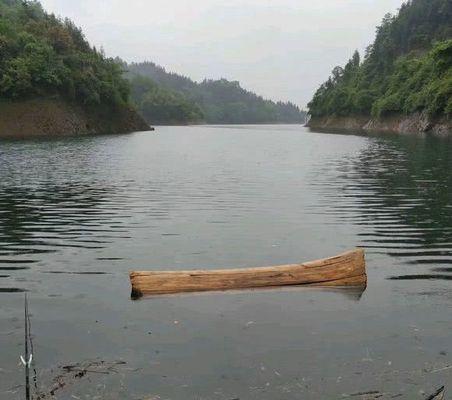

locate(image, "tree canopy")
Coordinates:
308 0 452 120
129 75 203 125
0 0 306 126
127 61 306 124
0 0 131 108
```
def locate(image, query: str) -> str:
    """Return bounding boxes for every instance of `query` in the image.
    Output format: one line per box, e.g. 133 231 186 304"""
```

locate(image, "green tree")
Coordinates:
308 0 452 121
0 0 133 109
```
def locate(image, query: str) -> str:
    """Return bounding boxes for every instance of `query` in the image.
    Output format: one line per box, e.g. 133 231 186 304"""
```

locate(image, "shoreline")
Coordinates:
0 98 150 139
308 113 451 137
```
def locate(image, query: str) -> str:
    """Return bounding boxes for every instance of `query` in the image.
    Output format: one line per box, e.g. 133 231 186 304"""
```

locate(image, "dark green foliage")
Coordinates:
0 0 130 108
127 62 306 124
129 75 203 125
373 40 452 118
308 0 452 120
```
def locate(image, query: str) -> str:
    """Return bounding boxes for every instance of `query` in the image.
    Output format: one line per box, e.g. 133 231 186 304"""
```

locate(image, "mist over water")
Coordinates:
1 126 451 399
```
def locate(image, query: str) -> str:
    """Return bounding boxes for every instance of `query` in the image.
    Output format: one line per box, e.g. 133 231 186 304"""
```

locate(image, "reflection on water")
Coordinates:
0 126 451 399
310 134 452 282
0 182 125 255
389 274 452 281
137 285 367 302
0 287 26 293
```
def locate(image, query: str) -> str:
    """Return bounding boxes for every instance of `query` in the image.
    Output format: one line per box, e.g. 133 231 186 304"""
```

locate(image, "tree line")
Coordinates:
0 0 131 109
126 61 306 125
0 0 306 126
308 0 452 120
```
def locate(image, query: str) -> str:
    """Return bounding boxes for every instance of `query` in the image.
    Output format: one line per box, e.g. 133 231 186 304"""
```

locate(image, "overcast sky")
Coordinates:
40 0 404 108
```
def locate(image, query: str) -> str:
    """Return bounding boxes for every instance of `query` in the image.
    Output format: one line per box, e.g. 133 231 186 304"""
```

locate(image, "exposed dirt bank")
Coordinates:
308 113 451 137
0 98 150 139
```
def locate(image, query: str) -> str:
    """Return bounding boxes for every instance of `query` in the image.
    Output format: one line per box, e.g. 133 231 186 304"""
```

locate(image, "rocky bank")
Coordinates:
0 98 150 139
309 112 451 137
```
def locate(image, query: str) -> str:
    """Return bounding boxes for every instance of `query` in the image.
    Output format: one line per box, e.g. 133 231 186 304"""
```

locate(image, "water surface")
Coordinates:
1 126 451 399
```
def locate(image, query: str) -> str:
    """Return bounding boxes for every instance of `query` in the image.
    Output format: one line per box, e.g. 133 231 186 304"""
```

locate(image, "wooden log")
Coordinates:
130 248 366 298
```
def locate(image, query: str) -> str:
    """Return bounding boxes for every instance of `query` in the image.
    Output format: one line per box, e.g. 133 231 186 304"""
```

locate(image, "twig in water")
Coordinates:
21 294 31 400
19 294 39 400
27 295 39 394
430 365 452 373
425 386 445 400
347 390 381 397
36 360 127 399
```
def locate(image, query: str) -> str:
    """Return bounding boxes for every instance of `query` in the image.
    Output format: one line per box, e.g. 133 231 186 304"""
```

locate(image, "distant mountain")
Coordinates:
128 74 204 125
0 0 148 138
308 0 452 135
126 61 306 125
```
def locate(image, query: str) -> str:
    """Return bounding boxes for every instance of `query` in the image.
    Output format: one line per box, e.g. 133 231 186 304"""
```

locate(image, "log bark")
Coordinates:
130 249 366 298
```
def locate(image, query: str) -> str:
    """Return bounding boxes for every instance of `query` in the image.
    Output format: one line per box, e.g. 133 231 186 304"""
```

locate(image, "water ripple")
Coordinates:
0 129 451 291
309 136 452 282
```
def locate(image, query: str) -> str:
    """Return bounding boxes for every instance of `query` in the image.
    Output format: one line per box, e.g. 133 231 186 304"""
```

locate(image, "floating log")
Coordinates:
130 249 366 298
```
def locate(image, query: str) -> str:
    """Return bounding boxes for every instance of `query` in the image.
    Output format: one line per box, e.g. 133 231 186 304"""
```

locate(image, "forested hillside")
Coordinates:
0 0 148 137
308 0 451 134
128 75 203 125
126 62 306 125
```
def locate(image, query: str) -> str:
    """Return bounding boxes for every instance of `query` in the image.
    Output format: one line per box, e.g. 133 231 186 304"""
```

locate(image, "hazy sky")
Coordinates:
40 0 404 108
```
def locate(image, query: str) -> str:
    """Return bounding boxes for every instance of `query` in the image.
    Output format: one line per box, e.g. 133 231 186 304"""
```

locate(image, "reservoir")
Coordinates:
1 125 451 399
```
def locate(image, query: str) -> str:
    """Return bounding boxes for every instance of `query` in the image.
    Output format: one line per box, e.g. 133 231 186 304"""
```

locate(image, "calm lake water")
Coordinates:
1 125 451 399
